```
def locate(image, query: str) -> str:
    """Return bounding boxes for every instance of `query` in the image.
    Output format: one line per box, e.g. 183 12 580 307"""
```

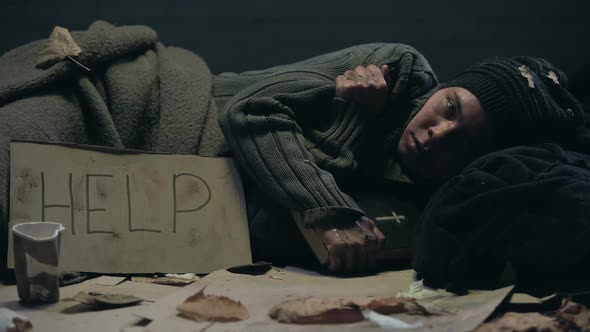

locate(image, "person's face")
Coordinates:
397 87 493 182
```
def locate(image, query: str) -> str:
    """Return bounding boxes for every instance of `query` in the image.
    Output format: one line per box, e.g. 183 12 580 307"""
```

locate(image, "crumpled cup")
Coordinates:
12 222 65 303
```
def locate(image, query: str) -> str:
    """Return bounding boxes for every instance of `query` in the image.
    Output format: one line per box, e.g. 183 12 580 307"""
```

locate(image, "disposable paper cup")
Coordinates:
12 222 64 303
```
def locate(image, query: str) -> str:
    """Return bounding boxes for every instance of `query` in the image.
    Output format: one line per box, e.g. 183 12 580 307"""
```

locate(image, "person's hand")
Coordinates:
313 216 385 273
335 64 390 114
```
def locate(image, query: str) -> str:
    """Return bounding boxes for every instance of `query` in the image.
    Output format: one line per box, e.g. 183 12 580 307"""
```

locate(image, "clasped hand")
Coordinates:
335 64 390 113
313 216 385 273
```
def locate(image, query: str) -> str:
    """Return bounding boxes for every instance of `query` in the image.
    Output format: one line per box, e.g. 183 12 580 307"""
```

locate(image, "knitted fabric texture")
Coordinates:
446 56 585 147
217 43 438 226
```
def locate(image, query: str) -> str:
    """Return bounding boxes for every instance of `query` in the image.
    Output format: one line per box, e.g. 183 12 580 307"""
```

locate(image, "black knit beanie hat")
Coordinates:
445 56 585 148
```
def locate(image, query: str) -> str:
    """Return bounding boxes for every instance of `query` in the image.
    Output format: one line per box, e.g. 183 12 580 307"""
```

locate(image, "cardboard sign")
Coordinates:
8 141 251 273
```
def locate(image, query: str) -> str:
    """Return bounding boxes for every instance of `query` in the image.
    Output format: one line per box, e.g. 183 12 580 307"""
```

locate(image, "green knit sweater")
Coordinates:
216 43 438 227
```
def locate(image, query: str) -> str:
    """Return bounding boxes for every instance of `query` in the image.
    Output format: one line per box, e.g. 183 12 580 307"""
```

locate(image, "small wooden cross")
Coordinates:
375 211 406 223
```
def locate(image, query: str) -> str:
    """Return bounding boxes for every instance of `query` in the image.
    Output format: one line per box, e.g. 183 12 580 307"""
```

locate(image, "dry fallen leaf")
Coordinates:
11 316 33 332
518 65 535 88
269 297 363 324
556 299 590 331
0 308 33 332
269 296 430 324
177 288 250 322
366 297 431 315
94 293 143 307
71 291 143 308
36 26 90 71
546 71 560 85
475 312 560 332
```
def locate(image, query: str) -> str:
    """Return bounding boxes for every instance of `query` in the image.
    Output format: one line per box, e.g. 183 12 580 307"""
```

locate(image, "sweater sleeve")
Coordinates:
220 75 368 227
219 43 438 227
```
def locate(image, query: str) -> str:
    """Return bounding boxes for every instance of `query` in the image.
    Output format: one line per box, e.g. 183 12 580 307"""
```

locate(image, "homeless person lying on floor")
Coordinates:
0 22 587 291
218 47 588 282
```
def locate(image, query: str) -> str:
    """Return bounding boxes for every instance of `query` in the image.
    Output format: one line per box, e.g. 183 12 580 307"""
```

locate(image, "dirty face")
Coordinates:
397 87 494 182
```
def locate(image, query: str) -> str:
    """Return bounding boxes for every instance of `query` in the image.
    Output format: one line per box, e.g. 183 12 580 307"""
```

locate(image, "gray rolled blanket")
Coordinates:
0 20 227 277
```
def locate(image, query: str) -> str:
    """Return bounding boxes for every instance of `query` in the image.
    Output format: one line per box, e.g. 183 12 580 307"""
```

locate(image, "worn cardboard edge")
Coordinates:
10 139 230 160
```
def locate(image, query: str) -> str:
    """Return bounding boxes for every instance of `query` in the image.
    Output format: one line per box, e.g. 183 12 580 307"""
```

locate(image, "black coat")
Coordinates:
413 143 590 293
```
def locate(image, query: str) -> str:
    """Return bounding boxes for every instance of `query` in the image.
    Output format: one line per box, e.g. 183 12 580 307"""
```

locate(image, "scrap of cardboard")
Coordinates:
135 268 513 331
0 277 178 332
87 276 126 286
41 279 176 314
8 141 251 273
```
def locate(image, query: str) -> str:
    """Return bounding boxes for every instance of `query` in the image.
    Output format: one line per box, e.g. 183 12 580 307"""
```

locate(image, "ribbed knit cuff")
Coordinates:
302 206 365 228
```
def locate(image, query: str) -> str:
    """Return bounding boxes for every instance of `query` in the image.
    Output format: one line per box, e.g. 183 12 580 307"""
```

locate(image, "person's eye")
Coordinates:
446 99 457 119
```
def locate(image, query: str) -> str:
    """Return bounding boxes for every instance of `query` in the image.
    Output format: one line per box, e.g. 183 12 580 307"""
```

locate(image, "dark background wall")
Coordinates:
1 0 589 103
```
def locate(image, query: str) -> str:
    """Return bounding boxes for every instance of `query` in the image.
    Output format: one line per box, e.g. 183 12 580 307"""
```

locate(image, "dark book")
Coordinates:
292 182 425 265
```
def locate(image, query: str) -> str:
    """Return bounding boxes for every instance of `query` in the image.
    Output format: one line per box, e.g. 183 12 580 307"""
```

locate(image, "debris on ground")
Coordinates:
0 308 33 332
476 299 590 332
362 308 423 329
556 299 590 331
165 273 197 280
269 296 433 324
475 312 561 332
60 291 143 313
132 273 198 286
176 288 250 322
397 279 454 300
